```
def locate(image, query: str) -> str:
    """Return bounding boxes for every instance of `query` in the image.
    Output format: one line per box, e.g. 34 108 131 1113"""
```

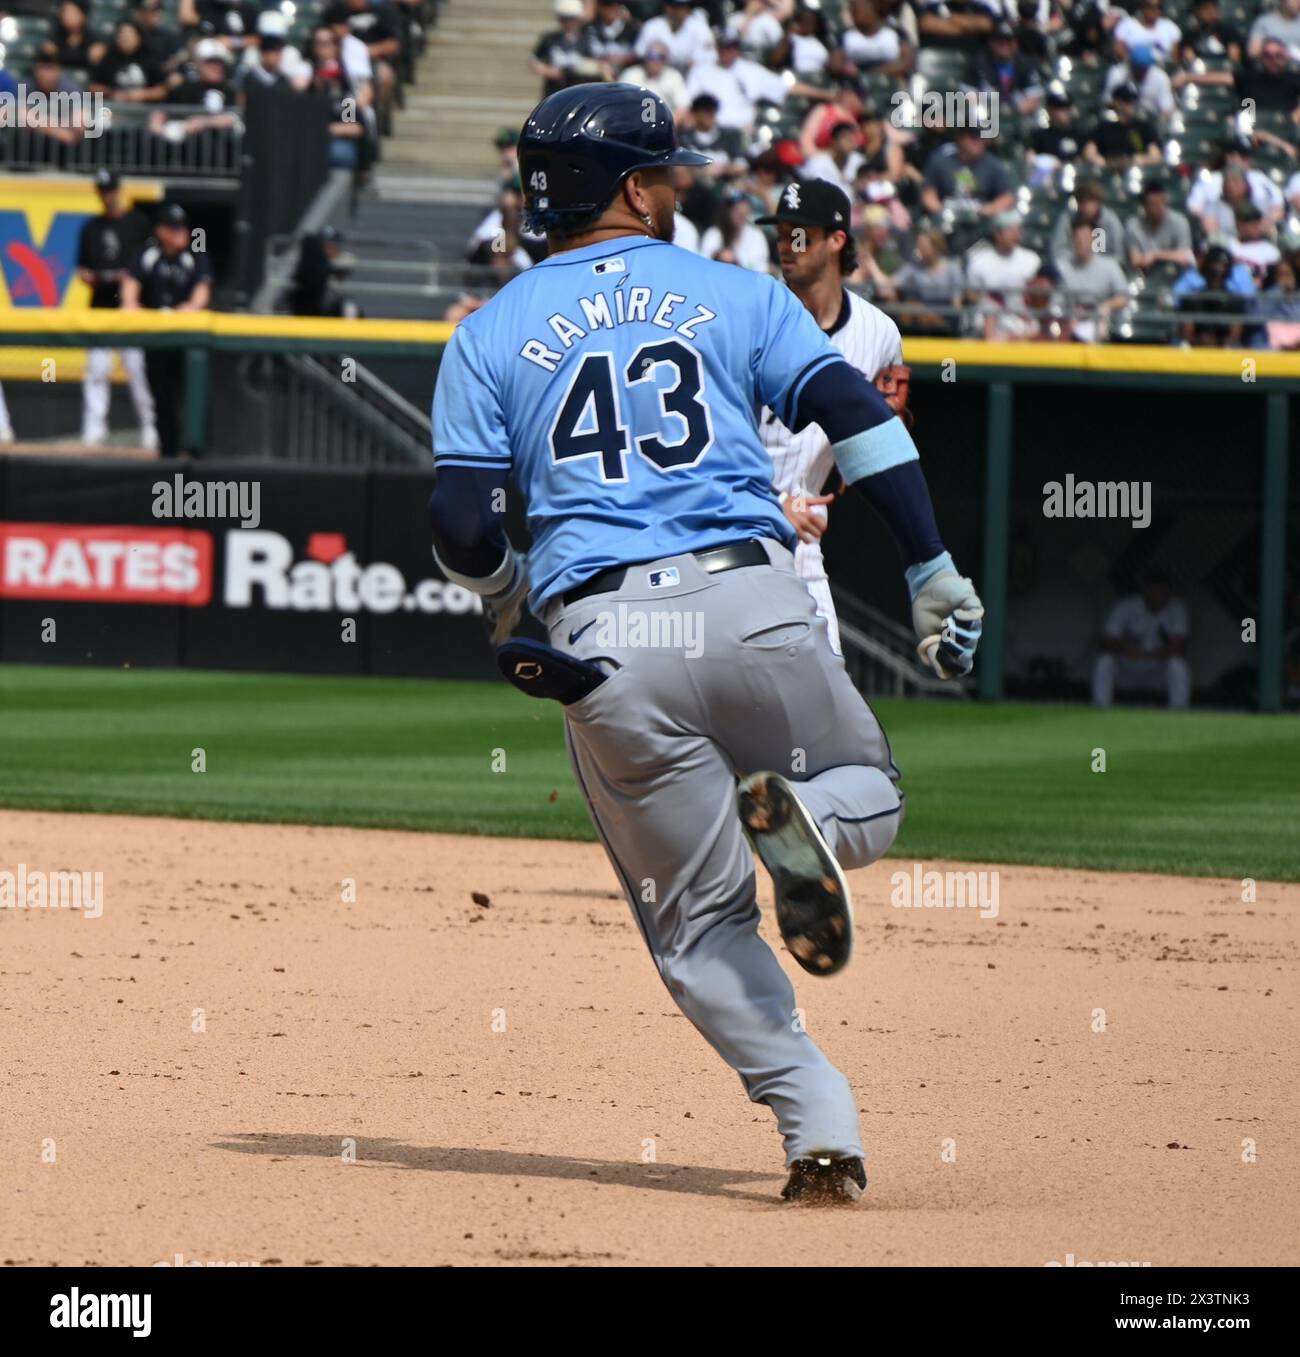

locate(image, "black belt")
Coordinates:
563 539 768 607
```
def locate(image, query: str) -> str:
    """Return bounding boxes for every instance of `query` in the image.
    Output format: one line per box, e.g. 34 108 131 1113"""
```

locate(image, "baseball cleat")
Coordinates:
737 772 852 976
781 1154 867 1206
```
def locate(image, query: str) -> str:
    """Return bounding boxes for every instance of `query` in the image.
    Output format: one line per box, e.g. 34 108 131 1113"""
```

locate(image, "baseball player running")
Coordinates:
429 84 983 1205
757 179 910 656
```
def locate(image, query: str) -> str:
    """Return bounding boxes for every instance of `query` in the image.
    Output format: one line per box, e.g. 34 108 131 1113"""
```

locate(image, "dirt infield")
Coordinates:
2 809 1296 1268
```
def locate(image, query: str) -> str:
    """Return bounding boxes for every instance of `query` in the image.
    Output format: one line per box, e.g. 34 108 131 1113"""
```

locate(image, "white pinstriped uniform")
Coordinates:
759 289 903 654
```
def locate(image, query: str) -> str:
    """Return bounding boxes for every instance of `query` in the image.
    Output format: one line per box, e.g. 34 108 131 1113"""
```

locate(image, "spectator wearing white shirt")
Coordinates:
1186 137 1286 227
805 122 866 195
840 0 911 78
700 191 773 271
685 31 790 130
966 208 1047 320
1227 201 1283 282
636 1 716 69
467 182 544 272
1197 166 1257 237
1092 573 1191 708
322 3 374 96
770 3 833 76
624 42 690 112
1103 46 1175 121
1247 0 1300 61
732 0 793 53
1115 0 1182 65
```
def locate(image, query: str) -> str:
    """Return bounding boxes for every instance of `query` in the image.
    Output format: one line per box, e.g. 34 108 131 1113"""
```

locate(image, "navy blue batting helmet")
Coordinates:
519 83 711 234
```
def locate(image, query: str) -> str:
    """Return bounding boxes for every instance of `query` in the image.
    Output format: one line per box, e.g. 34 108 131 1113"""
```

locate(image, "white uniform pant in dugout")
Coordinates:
81 348 157 445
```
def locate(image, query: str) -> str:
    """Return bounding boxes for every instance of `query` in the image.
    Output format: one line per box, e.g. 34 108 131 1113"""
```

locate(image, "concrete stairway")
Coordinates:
326 173 499 321
386 0 545 175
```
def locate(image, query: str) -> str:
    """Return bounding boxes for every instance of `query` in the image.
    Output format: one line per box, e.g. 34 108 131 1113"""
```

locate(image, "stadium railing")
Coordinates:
0 102 244 181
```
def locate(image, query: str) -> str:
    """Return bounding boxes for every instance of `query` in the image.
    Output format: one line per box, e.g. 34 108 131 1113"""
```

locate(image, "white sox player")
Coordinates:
758 179 904 655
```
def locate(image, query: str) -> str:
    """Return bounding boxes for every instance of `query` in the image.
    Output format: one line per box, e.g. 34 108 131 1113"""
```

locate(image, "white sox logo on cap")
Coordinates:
784 183 801 210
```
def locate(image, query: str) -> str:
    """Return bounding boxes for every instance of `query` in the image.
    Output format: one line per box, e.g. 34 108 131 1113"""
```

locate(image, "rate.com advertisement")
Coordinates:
0 460 513 677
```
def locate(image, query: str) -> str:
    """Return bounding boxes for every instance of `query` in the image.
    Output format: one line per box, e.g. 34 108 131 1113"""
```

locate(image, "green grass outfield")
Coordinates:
1 665 1297 881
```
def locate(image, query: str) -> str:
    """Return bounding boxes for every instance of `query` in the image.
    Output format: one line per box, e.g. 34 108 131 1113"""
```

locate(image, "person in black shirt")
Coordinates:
55 0 100 72
286 227 359 317
165 39 241 112
89 20 169 102
1029 85 1085 164
180 0 262 40
1236 39 1300 115
585 0 640 73
531 0 599 98
915 0 1000 53
1059 1 1109 65
970 23 1046 112
78 169 158 448
1013 0 1051 61
133 0 185 72
1179 0 1245 64
1084 83 1162 169
120 204 213 458
679 94 746 178
150 37 242 152
239 31 291 92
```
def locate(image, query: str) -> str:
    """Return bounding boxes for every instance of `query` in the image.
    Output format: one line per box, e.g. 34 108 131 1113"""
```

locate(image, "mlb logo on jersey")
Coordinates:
593 257 625 275
647 566 680 589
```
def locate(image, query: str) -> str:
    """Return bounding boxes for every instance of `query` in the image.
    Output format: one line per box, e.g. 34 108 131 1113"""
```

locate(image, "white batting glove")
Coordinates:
482 553 530 648
911 566 984 680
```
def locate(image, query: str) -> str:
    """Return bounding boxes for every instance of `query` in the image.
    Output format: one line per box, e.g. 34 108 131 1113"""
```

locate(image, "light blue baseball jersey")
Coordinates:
432 236 848 612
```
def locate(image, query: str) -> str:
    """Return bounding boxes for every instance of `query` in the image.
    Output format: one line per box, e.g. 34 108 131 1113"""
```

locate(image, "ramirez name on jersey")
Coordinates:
519 272 718 372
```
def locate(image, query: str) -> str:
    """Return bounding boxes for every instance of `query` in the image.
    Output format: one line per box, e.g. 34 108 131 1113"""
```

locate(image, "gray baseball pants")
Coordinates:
540 538 903 1164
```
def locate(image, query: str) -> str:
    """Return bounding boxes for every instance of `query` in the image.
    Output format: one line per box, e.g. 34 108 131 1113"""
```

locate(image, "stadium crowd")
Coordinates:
0 0 430 173
471 0 1300 347
0 1 424 447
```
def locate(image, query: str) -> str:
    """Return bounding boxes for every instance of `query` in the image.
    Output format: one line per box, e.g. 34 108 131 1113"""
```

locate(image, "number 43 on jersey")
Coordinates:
549 339 714 482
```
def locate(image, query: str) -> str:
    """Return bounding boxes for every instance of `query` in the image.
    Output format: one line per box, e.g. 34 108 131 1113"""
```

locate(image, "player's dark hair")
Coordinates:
838 229 859 276
526 201 609 241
